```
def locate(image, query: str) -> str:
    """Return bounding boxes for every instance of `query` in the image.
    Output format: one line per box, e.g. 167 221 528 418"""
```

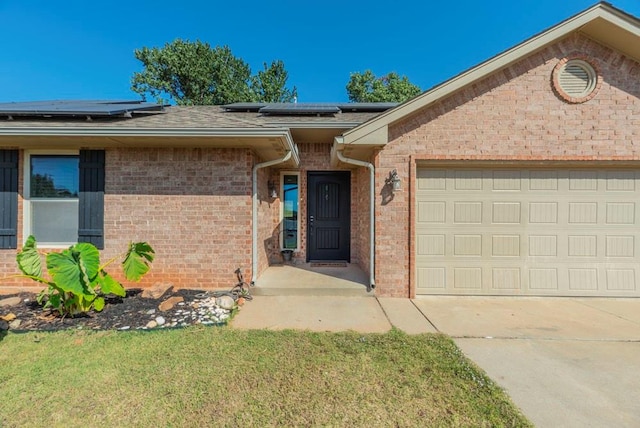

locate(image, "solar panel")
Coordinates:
259 103 341 115
336 102 398 112
222 103 267 112
0 100 165 117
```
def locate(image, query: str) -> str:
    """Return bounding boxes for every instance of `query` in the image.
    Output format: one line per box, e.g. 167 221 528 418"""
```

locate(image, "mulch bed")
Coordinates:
0 289 225 332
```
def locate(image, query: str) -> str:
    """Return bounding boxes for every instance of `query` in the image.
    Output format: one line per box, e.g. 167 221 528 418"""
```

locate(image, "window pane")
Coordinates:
283 175 298 249
31 155 79 198
31 200 79 243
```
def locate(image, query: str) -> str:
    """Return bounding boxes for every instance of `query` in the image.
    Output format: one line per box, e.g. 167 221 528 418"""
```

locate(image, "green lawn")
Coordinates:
0 328 531 427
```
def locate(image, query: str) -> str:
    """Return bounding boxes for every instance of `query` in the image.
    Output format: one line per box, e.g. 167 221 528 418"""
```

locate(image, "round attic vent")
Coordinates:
552 57 600 103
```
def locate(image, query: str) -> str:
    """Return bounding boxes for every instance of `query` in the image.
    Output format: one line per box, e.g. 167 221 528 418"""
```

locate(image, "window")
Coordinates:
281 173 299 250
25 152 79 246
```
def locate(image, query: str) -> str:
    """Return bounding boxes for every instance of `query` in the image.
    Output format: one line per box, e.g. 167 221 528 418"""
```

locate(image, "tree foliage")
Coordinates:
346 70 421 103
131 39 297 105
250 60 297 103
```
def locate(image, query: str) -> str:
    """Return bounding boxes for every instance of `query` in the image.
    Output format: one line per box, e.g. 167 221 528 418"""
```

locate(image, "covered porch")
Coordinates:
253 263 372 296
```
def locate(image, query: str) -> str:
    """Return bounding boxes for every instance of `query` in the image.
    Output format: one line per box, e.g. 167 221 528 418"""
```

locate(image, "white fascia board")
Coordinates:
341 3 635 146
0 126 300 166
0 127 289 138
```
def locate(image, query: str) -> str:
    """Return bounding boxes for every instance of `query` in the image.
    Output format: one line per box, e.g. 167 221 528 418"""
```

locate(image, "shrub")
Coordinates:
16 236 154 316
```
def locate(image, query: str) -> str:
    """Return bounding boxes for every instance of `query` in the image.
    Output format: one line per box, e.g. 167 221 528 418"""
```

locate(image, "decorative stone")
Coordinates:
158 296 184 312
146 309 156 315
141 282 173 299
118 326 131 331
0 320 8 330
216 295 235 310
9 319 22 329
155 316 166 326
0 297 21 308
146 320 158 329
1 313 17 321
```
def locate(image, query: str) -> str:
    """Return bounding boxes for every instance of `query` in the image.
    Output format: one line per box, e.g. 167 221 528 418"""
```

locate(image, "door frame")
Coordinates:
306 171 351 262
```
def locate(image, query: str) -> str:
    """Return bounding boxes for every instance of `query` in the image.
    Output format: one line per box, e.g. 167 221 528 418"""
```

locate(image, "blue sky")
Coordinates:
1 1 639 104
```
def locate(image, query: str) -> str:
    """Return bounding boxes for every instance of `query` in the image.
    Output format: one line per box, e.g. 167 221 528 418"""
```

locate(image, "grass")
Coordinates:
0 328 531 427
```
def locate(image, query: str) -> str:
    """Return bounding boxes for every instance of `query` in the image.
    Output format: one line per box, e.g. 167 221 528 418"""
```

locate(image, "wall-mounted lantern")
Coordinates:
268 180 278 198
385 169 402 192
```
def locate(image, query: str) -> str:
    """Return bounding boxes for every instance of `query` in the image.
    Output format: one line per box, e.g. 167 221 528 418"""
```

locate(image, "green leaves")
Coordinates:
16 235 42 278
97 272 125 297
346 70 422 103
131 39 296 105
123 242 155 282
17 236 154 316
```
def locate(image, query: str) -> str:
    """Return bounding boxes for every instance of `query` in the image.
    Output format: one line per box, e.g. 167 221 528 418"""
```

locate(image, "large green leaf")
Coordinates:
46 251 85 296
93 296 105 311
97 271 125 297
72 243 101 281
16 235 42 278
122 242 155 282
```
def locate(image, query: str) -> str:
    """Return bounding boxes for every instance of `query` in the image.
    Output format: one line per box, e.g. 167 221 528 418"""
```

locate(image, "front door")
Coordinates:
307 171 350 262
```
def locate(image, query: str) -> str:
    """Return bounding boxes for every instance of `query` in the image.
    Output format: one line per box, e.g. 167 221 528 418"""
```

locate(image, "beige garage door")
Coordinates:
416 167 640 296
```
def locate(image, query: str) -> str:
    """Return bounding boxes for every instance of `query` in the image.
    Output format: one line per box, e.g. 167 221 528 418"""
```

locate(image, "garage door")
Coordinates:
416 167 640 296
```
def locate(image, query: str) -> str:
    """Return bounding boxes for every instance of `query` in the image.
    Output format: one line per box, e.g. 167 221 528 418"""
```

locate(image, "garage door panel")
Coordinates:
416 167 640 296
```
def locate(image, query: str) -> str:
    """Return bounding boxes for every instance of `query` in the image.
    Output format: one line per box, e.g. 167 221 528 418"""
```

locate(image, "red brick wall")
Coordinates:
375 34 640 297
353 165 371 273
102 147 254 290
256 166 280 275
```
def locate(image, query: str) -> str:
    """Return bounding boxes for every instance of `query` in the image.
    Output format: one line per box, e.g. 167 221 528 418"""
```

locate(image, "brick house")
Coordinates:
2 2 640 298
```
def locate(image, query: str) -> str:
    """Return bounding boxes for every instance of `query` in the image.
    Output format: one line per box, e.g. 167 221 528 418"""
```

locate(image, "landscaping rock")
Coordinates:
216 295 235 310
0 297 21 308
141 282 173 299
146 320 158 329
0 320 8 331
155 316 166 326
9 319 22 329
1 313 17 321
159 296 184 312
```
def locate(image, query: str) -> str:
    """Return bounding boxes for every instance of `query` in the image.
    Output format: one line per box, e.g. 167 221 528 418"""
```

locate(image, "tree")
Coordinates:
346 70 421 103
250 60 297 103
131 39 297 105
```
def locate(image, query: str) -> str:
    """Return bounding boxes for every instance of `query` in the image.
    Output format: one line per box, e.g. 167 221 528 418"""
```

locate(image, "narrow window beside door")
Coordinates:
281 173 299 250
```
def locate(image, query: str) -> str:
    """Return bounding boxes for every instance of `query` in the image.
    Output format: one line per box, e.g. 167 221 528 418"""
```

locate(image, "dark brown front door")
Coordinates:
307 171 350 262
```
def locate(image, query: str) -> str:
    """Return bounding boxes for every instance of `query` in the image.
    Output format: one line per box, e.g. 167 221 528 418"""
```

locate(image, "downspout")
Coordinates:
251 150 292 285
336 150 376 291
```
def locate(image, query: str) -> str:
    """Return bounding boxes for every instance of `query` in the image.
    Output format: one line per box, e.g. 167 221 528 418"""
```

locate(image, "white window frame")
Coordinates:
280 171 300 251
23 150 80 248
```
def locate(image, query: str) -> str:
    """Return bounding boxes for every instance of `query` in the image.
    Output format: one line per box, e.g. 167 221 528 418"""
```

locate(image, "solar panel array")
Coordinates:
222 102 398 115
0 100 165 117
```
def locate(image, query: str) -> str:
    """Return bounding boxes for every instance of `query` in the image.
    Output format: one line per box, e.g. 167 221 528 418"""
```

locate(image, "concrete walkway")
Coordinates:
231 295 640 427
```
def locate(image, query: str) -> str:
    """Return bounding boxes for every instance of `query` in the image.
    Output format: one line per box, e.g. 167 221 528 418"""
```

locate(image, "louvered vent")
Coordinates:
558 60 596 98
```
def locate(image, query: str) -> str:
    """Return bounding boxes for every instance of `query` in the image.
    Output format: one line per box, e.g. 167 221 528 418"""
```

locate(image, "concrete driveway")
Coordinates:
413 297 640 427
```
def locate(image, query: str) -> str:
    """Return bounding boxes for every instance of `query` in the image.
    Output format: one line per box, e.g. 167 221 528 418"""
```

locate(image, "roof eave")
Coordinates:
0 126 301 166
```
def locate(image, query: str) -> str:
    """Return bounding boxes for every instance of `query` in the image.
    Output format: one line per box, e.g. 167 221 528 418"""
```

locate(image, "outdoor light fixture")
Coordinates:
386 169 402 192
268 181 278 198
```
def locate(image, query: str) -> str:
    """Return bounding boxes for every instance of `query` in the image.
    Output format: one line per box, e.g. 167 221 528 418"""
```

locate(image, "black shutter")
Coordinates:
0 150 18 249
78 150 105 249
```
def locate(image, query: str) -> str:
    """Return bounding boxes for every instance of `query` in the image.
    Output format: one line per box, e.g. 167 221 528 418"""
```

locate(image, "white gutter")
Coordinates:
335 149 376 291
251 150 293 285
0 127 295 138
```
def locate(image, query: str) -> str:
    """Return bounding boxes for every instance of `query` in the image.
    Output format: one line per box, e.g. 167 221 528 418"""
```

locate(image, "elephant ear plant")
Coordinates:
16 235 155 317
